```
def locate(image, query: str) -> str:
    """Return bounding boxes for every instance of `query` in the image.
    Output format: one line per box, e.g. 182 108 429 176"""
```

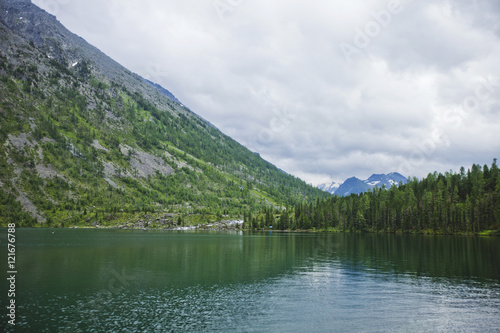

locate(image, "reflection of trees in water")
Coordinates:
20 230 317 290
314 233 500 281
14 230 500 333
20 230 500 294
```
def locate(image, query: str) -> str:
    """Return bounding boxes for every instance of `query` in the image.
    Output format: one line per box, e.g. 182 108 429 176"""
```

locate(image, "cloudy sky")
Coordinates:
32 0 500 185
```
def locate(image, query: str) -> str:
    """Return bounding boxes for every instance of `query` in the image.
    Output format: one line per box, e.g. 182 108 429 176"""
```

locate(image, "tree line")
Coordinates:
246 160 500 235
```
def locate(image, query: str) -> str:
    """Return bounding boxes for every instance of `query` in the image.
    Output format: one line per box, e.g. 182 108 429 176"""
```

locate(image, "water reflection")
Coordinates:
313 233 500 282
1 229 499 332
4 230 500 293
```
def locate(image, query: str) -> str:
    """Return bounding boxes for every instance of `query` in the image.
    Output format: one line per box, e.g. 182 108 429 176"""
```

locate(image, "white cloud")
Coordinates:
33 0 500 185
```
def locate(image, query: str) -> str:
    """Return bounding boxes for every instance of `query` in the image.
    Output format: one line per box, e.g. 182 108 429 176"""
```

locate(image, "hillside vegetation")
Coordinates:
259 161 500 235
0 0 329 228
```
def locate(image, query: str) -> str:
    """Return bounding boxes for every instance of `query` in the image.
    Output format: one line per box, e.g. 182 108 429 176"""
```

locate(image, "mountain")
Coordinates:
334 177 370 196
0 0 329 227
287 161 499 233
316 181 341 194
143 78 181 105
318 172 408 196
364 172 408 189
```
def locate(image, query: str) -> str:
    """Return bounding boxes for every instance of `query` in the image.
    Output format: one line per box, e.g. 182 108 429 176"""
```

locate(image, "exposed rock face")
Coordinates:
13 183 46 222
35 163 58 179
0 0 184 113
128 149 174 178
7 133 34 149
0 0 330 228
91 139 109 152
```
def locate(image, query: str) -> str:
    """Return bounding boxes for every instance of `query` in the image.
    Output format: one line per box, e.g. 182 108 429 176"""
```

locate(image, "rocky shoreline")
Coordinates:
87 216 244 231
170 220 244 231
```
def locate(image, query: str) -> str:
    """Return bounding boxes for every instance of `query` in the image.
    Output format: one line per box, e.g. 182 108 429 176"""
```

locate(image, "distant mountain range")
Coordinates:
316 181 341 194
318 172 408 196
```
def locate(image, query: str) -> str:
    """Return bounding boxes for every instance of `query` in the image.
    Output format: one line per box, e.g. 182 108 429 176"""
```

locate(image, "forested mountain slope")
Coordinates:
0 0 329 227
268 161 500 235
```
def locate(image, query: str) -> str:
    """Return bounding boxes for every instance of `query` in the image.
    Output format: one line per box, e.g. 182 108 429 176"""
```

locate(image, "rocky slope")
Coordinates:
0 0 329 227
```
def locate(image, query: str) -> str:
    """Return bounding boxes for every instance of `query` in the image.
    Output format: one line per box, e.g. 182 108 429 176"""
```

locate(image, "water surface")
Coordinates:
1 229 499 332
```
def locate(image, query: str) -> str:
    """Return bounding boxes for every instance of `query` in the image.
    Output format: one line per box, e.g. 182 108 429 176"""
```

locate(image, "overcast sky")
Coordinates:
32 0 500 185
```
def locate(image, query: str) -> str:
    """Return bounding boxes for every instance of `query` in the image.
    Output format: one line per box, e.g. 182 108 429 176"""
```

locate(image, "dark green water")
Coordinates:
1 229 500 332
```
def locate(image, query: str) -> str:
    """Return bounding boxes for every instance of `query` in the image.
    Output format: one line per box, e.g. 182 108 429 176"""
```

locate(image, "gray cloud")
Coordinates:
33 0 500 185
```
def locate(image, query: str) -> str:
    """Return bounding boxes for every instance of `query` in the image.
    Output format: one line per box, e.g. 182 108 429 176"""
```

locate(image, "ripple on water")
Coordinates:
7 272 500 333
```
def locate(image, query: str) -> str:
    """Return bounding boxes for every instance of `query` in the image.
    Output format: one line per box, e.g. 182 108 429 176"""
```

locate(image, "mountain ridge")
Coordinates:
1 0 188 114
316 181 341 194
0 0 329 227
318 172 408 196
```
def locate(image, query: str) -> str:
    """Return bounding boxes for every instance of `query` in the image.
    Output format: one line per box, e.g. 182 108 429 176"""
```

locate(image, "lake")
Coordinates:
1 229 500 332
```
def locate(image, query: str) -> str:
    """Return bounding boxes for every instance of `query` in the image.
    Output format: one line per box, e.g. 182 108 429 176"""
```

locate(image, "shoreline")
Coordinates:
2 225 498 237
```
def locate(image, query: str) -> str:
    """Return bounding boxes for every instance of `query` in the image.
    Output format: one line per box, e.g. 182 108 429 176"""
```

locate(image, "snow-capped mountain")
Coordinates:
317 181 341 194
364 172 408 189
317 172 407 196
334 177 370 196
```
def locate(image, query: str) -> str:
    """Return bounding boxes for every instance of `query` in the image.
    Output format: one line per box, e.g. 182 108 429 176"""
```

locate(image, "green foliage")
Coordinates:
275 160 499 235
0 34 328 228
